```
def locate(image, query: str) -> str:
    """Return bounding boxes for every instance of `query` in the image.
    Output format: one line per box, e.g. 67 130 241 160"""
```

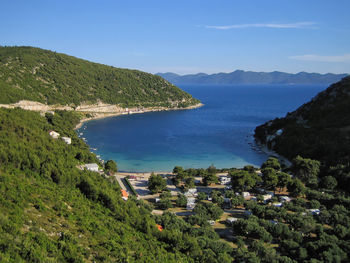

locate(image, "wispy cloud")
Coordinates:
206 22 316 30
289 54 350 62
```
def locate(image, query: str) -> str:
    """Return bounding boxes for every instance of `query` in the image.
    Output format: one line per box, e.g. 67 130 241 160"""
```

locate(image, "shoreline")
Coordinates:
74 103 204 130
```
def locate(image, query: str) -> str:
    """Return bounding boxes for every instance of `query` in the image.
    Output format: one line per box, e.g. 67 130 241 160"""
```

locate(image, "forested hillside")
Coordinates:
255 76 350 192
0 108 232 262
0 46 199 107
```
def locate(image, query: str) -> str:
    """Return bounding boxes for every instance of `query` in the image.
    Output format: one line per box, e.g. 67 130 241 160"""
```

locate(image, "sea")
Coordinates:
77 84 326 172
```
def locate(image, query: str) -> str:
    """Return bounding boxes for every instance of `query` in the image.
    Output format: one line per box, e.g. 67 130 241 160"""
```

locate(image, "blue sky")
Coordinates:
1 0 350 74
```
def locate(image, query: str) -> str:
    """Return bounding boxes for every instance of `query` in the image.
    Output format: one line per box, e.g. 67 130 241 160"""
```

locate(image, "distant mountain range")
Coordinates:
157 70 348 85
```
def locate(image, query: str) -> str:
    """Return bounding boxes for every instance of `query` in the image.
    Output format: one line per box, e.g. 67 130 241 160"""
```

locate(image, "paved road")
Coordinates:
114 174 127 191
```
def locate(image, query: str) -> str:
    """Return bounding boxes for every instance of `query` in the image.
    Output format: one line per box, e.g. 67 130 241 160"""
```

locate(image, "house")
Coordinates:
280 196 291 203
184 188 197 197
266 191 275 197
208 220 215 225
61 137 71 145
49 130 60 139
242 192 251 198
84 163 99 172
156 224 163 232
186 197 196 211
262 194 273 203
187 197 196 204
272 202 283 207
308 209 320 215
155 198 161 203
226 217 238 224
186 203 196 210
121 189 129 201
219 176 231 185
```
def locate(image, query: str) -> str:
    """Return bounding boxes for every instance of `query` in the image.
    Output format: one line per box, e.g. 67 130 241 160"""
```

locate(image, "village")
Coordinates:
108 162 321 243
48 128 321 244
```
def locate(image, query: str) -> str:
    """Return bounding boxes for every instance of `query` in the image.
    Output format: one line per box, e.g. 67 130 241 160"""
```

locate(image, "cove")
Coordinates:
78 84 326 172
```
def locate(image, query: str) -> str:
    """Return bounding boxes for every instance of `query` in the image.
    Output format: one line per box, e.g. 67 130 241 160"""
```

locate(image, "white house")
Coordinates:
184 188 197 197
226 217 238 224
262 194 273 203
84 163 99 172
272 202 283 207
280 196 291 203
308 209 320 215
61 137 71 145
49 130 60 139
242 192 251 198
219 176 231 185
186 203 196 210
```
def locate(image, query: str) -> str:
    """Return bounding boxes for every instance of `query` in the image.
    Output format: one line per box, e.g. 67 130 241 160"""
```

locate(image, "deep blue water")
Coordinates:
78 84 326 172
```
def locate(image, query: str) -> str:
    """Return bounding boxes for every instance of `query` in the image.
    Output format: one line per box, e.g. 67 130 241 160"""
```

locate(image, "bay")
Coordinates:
78 84 326 172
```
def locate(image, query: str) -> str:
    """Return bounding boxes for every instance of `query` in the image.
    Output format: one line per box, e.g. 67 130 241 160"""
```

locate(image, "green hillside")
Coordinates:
0 108 232 262
255 76 350 191
0 46 199 107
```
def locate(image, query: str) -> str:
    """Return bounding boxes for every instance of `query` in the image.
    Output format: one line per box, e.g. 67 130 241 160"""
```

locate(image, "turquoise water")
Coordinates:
78 84 326 172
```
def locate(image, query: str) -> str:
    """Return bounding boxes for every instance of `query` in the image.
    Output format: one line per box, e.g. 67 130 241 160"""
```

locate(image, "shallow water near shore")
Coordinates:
78 84 326 172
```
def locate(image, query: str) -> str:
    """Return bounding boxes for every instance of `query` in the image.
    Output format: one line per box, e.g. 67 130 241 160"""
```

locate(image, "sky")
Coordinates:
1 0 350 75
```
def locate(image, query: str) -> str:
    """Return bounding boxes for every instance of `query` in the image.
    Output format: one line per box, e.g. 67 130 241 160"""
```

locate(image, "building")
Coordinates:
208 220 215 225
219 176 231 185
308 209 320 215
84 163 99 172
184 188 197 197
272 202 283 207
280 196 291 203
226 217 238 224
242 192 251 198
61 137 71 145
121 189 129 201
156 224 163 231
262 194 273 203
49 130 60 139
186 203 196 210
186 197 196 210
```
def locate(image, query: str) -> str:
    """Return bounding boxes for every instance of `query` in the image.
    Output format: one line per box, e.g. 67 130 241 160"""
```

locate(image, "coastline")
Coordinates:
74 103 204 130
0 100 203 130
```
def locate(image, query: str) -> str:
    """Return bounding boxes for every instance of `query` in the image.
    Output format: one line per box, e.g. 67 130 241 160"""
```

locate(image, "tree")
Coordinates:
105 160 117 173
148 173 167 193
203 173 218 186
173 166 184 175
320 176 337 190
287 178 305 197
262 168 278 191
230 170 260 192
262 157 281 171
197 192 207 201
176 194 187 207
207 165 217 175
185 177 195 189
277 172 292 192
291 156 320 187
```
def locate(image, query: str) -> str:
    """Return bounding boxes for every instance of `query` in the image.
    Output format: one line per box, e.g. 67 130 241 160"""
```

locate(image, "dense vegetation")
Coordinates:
171 158 350 262
255 76 350 193
0 46 199 107
0 108 235 262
